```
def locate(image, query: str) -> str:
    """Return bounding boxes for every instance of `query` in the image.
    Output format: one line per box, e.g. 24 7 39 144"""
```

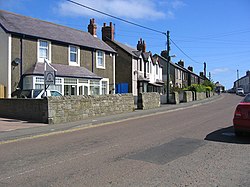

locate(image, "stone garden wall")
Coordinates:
47 94 134 124
137 92 160 110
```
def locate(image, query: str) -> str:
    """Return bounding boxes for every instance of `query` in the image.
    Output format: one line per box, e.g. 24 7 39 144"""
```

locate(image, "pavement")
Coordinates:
0 94 222 142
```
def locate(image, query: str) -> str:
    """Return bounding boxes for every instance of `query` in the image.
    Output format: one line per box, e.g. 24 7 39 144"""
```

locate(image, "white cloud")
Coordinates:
171 0 186 9
211 67 230 74
57 0 166 20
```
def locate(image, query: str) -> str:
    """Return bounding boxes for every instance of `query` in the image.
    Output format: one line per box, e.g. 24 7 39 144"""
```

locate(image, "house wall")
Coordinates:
132 58 138 95
105 40 133 93
93 52 115 91
0 27 9 97
11 36 38 93
8 34 115 94
81 49 93 72
51 42 68 65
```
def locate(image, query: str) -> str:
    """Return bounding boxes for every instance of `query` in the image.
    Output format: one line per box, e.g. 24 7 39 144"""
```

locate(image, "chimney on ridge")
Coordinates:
137 38 146 52
178 60 184 67
188 66 193 72
88 18 97 37
102 22 114 41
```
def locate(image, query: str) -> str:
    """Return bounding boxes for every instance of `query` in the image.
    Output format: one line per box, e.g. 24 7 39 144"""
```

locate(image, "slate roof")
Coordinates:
24 63 102 79
155 54 189 71
108 39 140 58
0 10 116 53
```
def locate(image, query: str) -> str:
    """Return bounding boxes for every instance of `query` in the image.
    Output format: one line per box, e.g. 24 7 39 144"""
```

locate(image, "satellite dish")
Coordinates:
12 58 21 66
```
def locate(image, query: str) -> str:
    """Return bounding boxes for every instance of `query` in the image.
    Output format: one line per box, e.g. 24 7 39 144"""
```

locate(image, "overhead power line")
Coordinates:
170 39 203 64
66 0 202 64
66 0 166 35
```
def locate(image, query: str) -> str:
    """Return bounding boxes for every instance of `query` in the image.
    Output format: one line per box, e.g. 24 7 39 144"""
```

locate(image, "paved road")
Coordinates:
0 94 249 187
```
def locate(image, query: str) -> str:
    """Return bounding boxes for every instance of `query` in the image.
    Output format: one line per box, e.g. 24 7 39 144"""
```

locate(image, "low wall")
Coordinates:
196 92 207 100
0 99 48 122
169 92 180 104
0 94 135 124
137 92 160 110
183 91 193 102
47 94 134 124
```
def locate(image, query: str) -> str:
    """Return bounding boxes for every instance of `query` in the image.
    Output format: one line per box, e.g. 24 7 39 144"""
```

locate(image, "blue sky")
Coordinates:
1 0 250 89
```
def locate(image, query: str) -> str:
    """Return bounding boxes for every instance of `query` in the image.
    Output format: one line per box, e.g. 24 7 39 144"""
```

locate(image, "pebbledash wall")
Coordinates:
0 94 135 124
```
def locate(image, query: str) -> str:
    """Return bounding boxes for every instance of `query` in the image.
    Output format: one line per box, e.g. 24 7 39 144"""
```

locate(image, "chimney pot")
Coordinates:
137 38 146 52
102 22 114 41
88 18 97 37
188 66 193 72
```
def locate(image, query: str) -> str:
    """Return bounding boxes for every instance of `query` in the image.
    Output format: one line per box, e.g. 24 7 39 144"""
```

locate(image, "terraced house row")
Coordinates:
0 10 206 98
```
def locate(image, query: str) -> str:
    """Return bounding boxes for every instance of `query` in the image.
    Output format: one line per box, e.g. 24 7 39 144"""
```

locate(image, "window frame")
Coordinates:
96 50 105 69
101 78 109 95
37 39 51 63
68 45 80 66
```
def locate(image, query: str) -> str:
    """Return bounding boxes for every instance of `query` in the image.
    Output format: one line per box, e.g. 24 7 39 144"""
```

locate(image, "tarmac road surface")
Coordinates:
0 94 250 187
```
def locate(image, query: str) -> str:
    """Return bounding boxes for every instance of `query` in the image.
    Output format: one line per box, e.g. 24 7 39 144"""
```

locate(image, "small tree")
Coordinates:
202 80 215 91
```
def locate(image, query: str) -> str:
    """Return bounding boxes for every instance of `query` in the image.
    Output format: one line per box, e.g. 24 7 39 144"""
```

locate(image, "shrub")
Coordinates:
184 84 207 93
203 80 215 91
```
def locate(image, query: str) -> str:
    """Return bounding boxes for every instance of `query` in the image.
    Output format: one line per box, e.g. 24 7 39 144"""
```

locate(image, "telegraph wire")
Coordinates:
170 38 203 64
65 0 166 35
66 0 203 64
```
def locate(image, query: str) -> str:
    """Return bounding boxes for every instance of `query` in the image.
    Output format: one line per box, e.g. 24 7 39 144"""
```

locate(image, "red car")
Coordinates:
233 93 250 136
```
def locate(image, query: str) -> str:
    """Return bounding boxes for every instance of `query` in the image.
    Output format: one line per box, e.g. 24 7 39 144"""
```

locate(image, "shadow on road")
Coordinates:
205 126 250 144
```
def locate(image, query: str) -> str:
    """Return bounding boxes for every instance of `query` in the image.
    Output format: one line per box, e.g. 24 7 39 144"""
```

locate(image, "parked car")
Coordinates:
233 93 250 136
236 88 244 96
12 89 62 98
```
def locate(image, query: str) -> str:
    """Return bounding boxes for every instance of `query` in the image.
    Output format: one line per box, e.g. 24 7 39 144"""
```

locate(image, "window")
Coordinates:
139 59 142 71
156 65 158 75
147 62 149 73
101 79 109 95
38 40 51 62
64 78 77 95
96 50 105 69
101 81 108 95
90 80 100 95
69 45 80 66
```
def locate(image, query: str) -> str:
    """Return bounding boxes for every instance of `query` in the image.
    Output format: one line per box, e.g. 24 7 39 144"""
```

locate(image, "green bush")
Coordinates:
184 84 207 93
202 80 215 91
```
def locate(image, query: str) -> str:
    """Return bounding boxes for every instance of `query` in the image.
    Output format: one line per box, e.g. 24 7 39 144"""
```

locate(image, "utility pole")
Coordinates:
166 30 170 103
237 69 239 88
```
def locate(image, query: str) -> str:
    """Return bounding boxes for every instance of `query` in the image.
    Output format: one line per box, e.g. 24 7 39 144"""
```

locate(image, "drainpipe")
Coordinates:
19 35 24 89
91 50 94 73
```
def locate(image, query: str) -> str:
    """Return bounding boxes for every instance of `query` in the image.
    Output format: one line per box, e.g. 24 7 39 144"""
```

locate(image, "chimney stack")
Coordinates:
161 50 168 59
188 66 193 72
88 18 97 37
102 22 114 41
200 72 204 77
137 38 146 52
178 60 184 67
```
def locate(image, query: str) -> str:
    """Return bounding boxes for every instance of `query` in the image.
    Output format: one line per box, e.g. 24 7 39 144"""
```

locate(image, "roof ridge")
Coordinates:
0 9 88 34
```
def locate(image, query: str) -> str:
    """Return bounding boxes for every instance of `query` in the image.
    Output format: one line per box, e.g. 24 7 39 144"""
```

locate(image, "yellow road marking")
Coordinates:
0 96 222 145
